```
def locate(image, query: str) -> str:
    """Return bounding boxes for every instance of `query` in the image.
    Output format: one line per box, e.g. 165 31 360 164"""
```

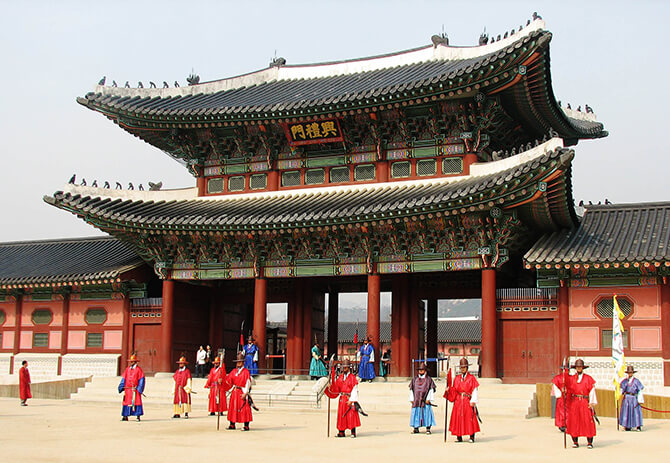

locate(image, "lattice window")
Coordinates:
86 332 103 348
85 308 107 325
329 166 350 183
0 309 5 325
448 347 459 355
391 161 410 178
417 159 437 176
33 332 48 347
601 329 629 349
305 169 325 185
442 157 463 174
470 347 481 354
281 170 301 187
354 164 375 181
228 176 245 191
207 178 224 194
32 309 52 325
596 297 632 319
249 174 267 190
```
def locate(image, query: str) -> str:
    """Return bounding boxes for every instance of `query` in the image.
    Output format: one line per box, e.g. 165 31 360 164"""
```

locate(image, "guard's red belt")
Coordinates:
571 394 589 399
460 392 472 398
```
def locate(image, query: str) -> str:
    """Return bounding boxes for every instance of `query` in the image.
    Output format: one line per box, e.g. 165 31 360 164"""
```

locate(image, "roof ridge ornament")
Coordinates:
187 70 200 86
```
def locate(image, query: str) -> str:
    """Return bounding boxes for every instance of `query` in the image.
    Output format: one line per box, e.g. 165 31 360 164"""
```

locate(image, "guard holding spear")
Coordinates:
173 356 192 418
444 358 480 443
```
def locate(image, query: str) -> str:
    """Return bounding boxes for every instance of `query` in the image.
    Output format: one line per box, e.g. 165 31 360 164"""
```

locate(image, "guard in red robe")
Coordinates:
226 352 253 430
324 359 361 438
205 356 230 415
551 364 569 432
118 354 145 421
173 356 192 418
19 360 32 406
445 358 480 442
566 359 597 448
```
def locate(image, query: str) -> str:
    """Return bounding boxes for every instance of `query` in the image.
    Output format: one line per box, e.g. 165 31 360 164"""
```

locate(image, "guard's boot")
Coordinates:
121 416 128 421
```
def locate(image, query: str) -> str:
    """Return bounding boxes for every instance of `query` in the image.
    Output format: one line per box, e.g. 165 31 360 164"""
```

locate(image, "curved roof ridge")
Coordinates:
90 19 546 99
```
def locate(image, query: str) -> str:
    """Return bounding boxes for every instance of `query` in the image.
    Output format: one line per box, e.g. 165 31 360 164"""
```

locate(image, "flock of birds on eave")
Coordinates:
67 174 162 192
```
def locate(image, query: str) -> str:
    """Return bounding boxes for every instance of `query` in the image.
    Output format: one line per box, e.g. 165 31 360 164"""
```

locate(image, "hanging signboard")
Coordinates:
282 118 344 146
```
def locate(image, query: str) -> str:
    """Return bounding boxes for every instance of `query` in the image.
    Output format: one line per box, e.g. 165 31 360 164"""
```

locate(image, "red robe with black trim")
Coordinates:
173 368 192 406
205 366 230 413
445 373 480 436
566 373 596 438
324 373 361 431
226 367 253 423
19 366 31 401
120 365 144 408
551 373 568 428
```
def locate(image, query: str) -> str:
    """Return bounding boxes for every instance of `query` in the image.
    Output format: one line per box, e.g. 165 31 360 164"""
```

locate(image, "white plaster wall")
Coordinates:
61 354 120 377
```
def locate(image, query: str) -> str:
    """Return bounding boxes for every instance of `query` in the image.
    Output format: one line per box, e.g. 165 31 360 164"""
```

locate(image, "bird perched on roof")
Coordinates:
431 33 449 47
163 81 169 88
149 81 156 88
92 180 98 187
68 174 76 184
577 105 582 112
138 82 144 88
585 104 593 113
605 198 612 205
532 12 542 20
128 182 134 190
81 178 87 186
115 182 122 189
98 76 106 85
566 103 571 109
138 184 144 191
148 181 163 191
124 81 130 88
578 200 584 207
174 81 180 87
104 181 110 189
503 31 508 39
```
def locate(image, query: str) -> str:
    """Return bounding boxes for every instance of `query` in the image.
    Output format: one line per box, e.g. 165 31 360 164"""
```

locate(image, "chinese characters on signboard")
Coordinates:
283 119 344 146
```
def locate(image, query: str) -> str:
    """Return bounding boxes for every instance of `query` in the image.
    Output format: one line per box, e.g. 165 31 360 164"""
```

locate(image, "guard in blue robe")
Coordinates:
619 365 644 431
409 362 436 434
243 337 259 376
357 338 376 381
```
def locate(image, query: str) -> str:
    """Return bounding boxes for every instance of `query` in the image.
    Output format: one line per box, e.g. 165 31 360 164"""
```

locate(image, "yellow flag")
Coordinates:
612 295 626 401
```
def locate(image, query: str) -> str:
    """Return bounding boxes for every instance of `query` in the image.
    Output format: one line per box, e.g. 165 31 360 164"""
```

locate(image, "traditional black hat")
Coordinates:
625 365 637 374
459 358 470 368
571 358 589 369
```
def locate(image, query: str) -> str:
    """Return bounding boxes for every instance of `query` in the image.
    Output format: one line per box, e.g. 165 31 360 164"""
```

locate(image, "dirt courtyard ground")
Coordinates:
1 397 667 462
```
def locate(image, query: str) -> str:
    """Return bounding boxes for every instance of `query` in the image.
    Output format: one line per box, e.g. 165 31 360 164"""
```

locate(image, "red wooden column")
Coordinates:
391 280 400 377
11 293 23 374
291 279 305 375
253 277 267 374
367 273 381 374
409 280 419 370
481 268 497 378
58 291 71 375
426 299 438 377
159 279 175 372
327 291 339 358
399 275 411 377
558 283 570 364
196 176 206 196
302 279 313 371
661 281 670 386
286 293 296 374
122 293 131 368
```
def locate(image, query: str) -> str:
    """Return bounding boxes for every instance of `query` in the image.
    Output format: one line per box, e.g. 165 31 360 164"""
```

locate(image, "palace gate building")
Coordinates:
1 17 668 385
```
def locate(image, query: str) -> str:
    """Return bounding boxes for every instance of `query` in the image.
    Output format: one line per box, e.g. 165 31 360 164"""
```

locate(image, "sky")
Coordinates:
0 0 668 242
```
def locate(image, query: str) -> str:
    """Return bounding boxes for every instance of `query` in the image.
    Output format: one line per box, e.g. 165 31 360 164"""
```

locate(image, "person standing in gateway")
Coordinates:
309 340 328 379
357 337 376 382
195 345 206 378
19 360 31 406
243 337 259 376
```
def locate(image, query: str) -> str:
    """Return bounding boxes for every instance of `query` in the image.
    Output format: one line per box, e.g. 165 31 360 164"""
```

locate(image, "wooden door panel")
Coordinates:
526 319 555 379
133 324 161 375
500 320 528 378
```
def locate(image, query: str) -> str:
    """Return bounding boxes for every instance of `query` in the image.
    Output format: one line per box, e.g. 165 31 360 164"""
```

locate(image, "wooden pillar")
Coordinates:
159 279 175 372
286 294 295 374
327 291 339 359
253 277 267 374
122 293 131 372
302 280 313 373
661 281 670 386
558 283 570 364
409 279 419 372
295 279 305 374
376 161 388 183
481 268 497 378
367 273 381 374
426 298 438 377
196 176 206 196
462 153 479 175
267 171 279 191
11 293 23 374
58 291 71 375
399 275 411 377
391 280 400 377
